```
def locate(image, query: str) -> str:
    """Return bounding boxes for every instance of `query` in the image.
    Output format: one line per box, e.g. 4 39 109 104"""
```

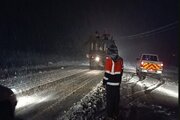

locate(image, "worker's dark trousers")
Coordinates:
106 84 120 117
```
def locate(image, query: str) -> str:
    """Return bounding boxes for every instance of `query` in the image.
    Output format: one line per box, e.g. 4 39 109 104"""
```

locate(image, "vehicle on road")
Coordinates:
136 53 163 80
86 32 110 69
0 84 17 120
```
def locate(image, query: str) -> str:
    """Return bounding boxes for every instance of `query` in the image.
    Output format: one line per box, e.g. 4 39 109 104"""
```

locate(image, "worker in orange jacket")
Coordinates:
103 40 123 119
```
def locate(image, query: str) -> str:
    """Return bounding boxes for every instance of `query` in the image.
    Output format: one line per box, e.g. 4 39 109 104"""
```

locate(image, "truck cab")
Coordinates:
86 32 110 69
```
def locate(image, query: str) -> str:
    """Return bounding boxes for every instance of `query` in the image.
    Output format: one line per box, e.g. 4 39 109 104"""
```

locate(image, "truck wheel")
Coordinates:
136 69 139 76
155 74 161 80
142 74 146 80
138 72 146 80
89 59 94 69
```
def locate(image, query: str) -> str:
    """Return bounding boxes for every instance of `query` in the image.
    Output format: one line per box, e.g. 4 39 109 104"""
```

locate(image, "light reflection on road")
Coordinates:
16 94 50 109
127 74 178 107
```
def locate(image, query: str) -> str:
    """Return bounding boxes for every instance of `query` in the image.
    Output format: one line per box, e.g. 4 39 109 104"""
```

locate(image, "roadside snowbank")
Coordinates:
58 82 106 120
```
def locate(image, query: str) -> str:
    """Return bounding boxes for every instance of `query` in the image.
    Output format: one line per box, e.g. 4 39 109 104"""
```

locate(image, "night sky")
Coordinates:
0 0 179 66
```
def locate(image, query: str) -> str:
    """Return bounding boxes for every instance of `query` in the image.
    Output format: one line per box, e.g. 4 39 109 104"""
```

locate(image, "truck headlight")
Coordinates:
95 56 100 62
157 71 162 73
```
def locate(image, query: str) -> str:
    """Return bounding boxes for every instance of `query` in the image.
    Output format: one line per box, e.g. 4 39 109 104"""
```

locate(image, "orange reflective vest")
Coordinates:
103 56 123 86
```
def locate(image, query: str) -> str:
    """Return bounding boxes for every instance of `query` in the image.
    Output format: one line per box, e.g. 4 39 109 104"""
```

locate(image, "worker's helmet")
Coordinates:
106 40 118 54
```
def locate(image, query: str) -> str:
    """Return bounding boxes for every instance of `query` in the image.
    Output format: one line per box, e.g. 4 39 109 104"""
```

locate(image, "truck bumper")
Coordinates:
141 69 162 74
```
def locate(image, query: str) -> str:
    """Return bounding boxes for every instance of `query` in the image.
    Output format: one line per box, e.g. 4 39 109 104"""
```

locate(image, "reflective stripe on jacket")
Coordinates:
103 56 123 86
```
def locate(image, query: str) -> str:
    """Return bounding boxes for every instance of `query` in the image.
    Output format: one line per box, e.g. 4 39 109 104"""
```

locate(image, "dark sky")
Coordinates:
0 0 179 65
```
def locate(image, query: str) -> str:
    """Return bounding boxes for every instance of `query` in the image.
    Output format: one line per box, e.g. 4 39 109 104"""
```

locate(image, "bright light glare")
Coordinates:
95 56 100 62
157 71 162 73
135 79 178 99
156 87 178 98
16 95 48 109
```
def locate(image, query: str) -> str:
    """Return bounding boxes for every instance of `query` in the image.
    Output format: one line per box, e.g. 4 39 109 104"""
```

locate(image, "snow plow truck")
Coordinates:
86 32 111 69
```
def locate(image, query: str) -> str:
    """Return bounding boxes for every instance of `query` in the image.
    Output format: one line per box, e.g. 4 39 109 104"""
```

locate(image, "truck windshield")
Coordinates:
142 55 158 61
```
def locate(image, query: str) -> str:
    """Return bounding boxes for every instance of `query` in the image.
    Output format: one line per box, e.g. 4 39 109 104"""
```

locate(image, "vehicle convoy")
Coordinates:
0 84 17 120
86 31 110 69
136 54 163 79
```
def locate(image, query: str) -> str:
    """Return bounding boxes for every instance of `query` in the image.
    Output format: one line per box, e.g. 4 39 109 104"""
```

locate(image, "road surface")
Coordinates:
0 65 178 120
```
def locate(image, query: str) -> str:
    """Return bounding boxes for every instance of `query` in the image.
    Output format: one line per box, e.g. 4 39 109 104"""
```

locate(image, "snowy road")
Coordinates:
119 72 178 120
121 73 178 107
0 65 178 120
13 68 103 120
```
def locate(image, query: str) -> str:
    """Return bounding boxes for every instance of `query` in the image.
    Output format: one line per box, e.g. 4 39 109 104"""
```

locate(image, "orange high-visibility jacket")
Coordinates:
103 56 123 86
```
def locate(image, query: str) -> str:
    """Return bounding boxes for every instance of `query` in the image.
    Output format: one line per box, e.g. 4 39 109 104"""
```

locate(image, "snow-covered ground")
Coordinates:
56 72 178 120
57 61 177 120
57 82 106 120
0 61 178 120
0 60 178 81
